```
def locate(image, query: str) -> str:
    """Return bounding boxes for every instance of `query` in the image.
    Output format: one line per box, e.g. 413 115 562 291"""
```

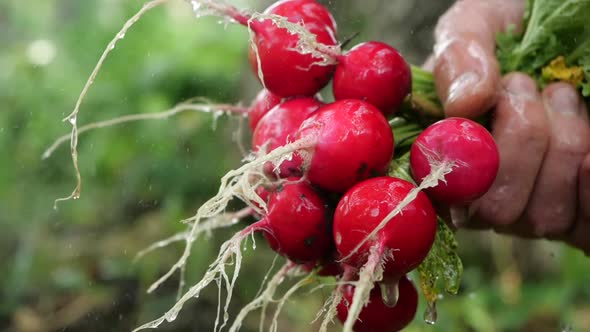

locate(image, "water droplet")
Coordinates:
379 281 399 308
424 301 438 325
108 44 115 51
117 32 126 39
370 208 380 217
68 115 77 125
165 308 179 322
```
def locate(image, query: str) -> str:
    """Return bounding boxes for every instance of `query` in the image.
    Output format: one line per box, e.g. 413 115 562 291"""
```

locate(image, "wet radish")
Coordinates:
295 99 394 193
247 11 338 97
265 0 337 34
333 41 411 115
337 276 418 332
410 117 500 205
248 89 282 132
187 0 339 98
332 176 437 332
261 179 333 263
252 97 322 177
333 176 437 278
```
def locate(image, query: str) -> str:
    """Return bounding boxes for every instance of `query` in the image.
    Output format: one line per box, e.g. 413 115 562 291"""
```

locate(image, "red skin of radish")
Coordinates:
337 276 418 332
248 2 337 97
260 180 333 263
248 89 282 132
295 99 394 193
252 97 322 177
265 0 337 35
333 41 411 115
410 117 500 205
333 177 436 278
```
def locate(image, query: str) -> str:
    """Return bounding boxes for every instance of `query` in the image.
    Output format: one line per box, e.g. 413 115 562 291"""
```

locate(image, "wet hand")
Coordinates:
432 0 590 254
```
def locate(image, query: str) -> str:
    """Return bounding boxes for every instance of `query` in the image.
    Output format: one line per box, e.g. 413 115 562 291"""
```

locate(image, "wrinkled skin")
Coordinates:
431 0 590 254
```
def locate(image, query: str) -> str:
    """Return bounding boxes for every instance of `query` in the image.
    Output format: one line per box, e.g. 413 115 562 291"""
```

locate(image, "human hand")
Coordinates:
431 0 590 254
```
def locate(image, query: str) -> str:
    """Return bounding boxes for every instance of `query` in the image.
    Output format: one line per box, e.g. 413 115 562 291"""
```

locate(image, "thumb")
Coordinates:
433 0 525 118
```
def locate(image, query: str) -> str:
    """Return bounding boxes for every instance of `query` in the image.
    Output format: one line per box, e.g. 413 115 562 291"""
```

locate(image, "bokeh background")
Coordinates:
1 0 589 331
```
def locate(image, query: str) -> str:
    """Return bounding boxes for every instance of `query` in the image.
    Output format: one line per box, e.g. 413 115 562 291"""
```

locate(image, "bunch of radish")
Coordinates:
51 0 500 331
127 1 501 331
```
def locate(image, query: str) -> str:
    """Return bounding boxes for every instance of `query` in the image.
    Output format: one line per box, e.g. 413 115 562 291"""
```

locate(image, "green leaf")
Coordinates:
496 0 590 95
388 154 464 305
418 218 463 304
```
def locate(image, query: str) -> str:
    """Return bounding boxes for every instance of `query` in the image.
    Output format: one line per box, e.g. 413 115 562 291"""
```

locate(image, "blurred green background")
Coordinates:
1 0 589 331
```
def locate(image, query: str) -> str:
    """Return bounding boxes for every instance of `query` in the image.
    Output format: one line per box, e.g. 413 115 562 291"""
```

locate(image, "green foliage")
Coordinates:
496 0 590 96
418 219 463 304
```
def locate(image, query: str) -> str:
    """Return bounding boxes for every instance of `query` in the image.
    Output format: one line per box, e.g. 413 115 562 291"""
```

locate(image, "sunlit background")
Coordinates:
1 1 589 331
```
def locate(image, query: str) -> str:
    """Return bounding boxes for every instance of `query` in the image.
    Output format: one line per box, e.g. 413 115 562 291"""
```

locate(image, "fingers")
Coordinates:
433 0 525 118
470 73 549 229
567 154 590 255
523 83 590 237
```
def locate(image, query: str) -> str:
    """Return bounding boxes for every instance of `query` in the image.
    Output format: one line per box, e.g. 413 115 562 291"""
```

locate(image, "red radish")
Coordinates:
265 0 337 34
333 41 411 115
248 89 282 131
189 0 338 97
295 99 394 193
337 276 418 332
333 176 436 278
247 2 338 97
252 97 322 177
260 179 333 263
410 117 500 205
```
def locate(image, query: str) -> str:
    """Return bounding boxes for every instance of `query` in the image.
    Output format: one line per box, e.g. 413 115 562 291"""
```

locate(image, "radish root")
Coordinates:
316 267 356 332
342 244 386 332
56 0 172 208
134 207 253 263
134 137 314 331
269 276 314 332
133 224 265 331
229 261 292 332
249 12 341 66
43 100 248 161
